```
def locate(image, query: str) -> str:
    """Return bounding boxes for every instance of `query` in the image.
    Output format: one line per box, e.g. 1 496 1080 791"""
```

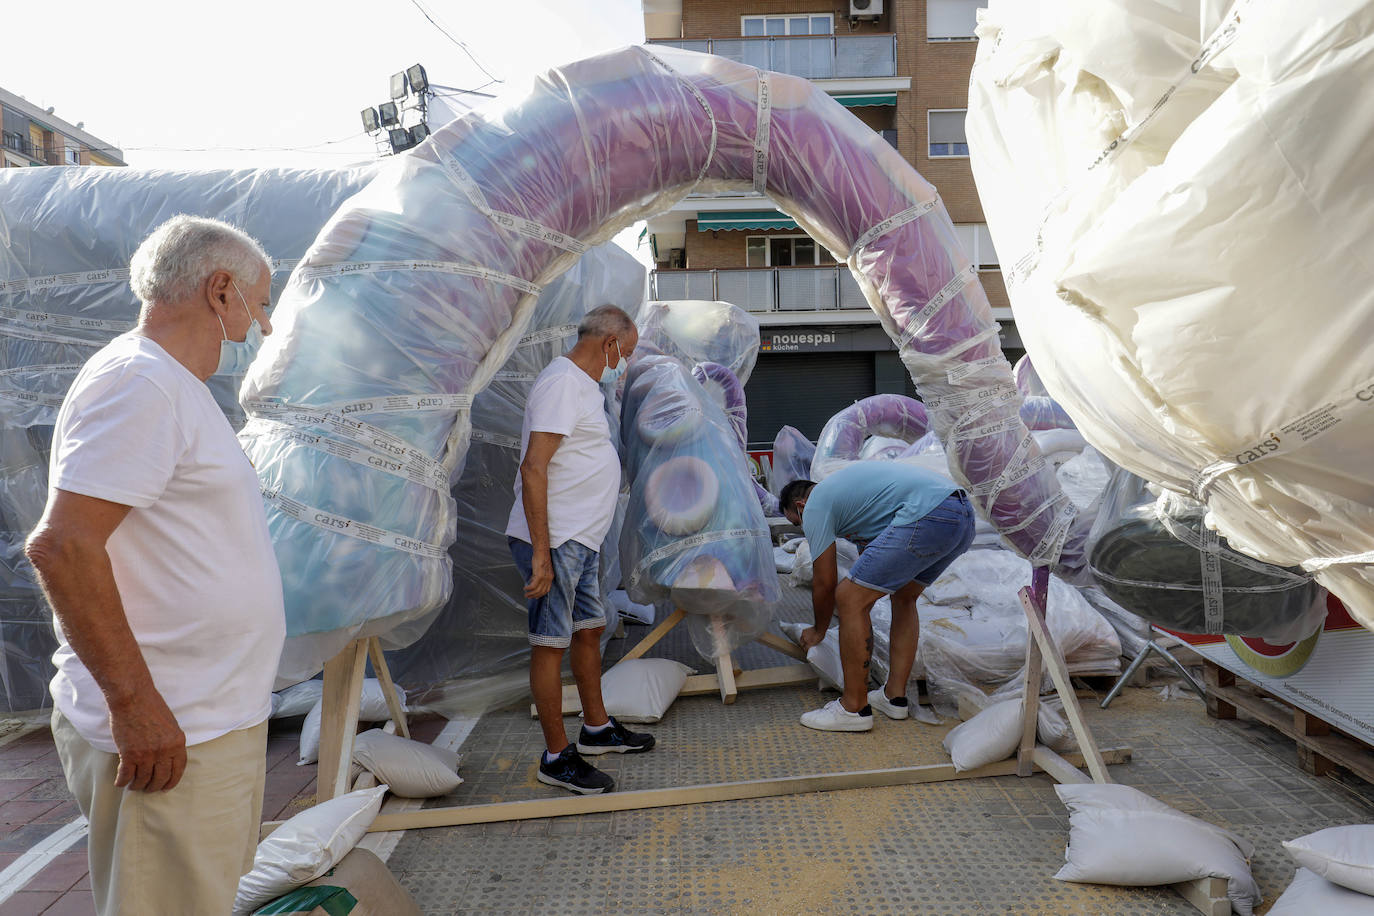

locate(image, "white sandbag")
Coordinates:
1035 696 1078 754
607 589 656 627
594 658 694 723
1283 825 1374 896
790 538 860 588
272 680 325 720
351 730 462 799
968 0 1374 627
773 545 797 574
1268 867 1374 916
298 679 407 765
1055 783 1262 915
942 698 1022 772
233 785 388 915
779 622 845 691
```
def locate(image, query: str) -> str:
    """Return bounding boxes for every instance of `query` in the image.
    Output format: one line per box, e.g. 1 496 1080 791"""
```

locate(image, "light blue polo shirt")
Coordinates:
801 461 959 559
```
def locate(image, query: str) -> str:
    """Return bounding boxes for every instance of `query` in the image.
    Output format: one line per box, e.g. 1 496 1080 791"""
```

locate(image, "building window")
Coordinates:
64 145 80 165
954 223 999 271
741 14 833 36
928 0 982 41
745 235 836 267
928 109 969 158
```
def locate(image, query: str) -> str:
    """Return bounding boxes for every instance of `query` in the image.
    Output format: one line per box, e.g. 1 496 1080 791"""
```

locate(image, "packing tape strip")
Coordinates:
517 324 578 348
297 259 542 297
248 420 449 492
638 46 719 190
1155 499 1308 583
0 320 104 348
852 198 939 255
1190 374 1374 500
1 268 131 295
898 265 978 349
753 73 773 194
470 428 522 450
436 156 590 256
946 354 1005 385
1199 525 1225 634
244 398 450 486
260 487 447 560
1029 500 1079 567
627 527 766 593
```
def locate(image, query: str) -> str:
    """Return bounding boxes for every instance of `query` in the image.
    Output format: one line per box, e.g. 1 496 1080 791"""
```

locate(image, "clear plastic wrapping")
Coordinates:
811 394 930 480
1086 467 1326 640
769 425 815 497
637 300 761 384
0 164 376 710
618 354 778 658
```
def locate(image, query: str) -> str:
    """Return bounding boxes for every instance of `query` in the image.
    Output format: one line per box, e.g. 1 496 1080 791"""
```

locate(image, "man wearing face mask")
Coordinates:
25 215 285 915
507 304 654 794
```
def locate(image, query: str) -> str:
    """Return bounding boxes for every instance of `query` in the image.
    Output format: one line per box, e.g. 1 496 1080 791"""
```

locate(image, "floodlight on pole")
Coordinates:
378 101 400 127
360 107 380 133
388 127 413 154
406 63 429 94
408 123 430 146
390 71 408 100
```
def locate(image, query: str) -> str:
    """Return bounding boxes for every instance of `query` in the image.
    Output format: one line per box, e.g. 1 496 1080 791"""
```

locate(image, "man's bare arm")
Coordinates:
25 490 186 792
799 544 839 650
519 431 564 599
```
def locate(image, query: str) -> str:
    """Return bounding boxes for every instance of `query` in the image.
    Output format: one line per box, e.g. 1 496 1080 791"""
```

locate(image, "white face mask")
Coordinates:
214 281 265 376
599 339 626 386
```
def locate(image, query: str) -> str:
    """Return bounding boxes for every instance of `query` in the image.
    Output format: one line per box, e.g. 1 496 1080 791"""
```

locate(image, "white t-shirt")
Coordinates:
506 356 620 551
47 333 286 752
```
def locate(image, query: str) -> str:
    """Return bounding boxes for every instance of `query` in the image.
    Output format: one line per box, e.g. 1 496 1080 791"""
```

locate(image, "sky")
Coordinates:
2 0 652 260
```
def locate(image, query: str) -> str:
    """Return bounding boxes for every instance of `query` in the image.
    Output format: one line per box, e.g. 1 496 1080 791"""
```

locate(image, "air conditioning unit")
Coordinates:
849 0 883 20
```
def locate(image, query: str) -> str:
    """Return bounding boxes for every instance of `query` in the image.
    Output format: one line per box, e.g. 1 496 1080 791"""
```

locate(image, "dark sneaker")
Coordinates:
576 716 656 755
537 746 615 795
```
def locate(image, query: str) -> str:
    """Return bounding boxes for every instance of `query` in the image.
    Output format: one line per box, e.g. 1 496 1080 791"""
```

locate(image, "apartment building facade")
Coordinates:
1 86 124 169
641 0 1016 448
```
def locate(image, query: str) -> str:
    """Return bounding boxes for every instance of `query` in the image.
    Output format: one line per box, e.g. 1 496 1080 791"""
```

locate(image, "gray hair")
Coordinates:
129 215 270 307
577 304 636 340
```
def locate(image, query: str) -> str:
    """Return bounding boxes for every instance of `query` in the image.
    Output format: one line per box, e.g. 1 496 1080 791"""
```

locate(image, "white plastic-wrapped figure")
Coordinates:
968 1 1374 625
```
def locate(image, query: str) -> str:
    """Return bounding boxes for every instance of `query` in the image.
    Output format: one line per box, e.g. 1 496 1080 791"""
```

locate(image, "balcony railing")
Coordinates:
652 266 873 313
649 34 897 80
1 132 41 161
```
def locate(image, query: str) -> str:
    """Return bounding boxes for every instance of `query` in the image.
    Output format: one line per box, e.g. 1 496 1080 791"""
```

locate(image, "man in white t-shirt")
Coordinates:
507 304 656 795
25 215 285 915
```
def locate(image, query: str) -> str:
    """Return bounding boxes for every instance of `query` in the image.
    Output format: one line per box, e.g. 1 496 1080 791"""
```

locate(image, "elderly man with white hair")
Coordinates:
25 215 285 915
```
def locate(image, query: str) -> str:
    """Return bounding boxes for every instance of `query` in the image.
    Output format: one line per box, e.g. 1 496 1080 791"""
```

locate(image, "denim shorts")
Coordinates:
846 491 976 595
508 537 607 648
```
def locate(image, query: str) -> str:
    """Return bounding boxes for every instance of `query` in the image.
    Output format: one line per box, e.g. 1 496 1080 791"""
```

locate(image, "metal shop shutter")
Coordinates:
744 352 874 449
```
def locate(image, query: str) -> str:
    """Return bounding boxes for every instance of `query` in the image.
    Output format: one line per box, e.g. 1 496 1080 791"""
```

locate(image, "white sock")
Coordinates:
543 748 564 764
583 719 612 734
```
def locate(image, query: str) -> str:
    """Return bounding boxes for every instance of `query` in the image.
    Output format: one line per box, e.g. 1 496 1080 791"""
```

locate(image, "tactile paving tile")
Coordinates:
389 584 1374 915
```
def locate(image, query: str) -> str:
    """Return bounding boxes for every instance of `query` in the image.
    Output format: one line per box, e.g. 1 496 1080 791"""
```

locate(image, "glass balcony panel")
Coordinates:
650 35 894 80
833 35 897 78
838 269 868 310
710 38 770 70
716 269 775 313
776 267 838 311
771 36 833 79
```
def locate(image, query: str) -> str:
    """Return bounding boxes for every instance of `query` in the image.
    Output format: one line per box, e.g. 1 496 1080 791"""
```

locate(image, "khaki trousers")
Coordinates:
52 710 267 916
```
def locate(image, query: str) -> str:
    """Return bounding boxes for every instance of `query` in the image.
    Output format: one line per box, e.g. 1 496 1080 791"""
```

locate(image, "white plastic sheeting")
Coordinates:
237 45 1086 679
968 1 1374 626
638 300 760 384
0 164 375 710
769 425 815 496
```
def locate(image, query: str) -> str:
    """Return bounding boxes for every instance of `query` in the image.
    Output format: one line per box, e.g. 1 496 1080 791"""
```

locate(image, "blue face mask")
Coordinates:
600 340 626 386
214 281 265 376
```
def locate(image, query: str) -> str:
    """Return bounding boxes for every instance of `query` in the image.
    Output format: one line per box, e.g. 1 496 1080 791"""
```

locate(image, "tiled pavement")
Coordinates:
0 604 1372 913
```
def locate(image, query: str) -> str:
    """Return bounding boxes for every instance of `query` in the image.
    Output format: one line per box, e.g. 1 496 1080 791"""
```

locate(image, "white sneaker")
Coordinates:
800 698 873 732
867 688 910 720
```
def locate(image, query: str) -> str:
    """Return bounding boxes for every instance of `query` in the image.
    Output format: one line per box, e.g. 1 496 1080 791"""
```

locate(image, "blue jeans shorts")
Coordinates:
847 491 976 595
508 537 607 648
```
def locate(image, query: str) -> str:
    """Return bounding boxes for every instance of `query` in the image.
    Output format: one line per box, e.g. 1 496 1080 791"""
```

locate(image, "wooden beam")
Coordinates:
318 639 369 802
359 746 1132 832
543 663 817 716
754 631 808 661
1017 627 1044 778
1030 746 1090 785
711 617 737 704
1019 588 1111 784
366 637 410 740
620 608 686 662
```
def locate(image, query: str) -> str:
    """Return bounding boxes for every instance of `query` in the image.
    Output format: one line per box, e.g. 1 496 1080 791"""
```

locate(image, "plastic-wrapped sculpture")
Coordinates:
238 44 1085 679
0 164 374 709
619 354 777 658
769 425 815 497
811 394 929 479
638 300 760 384
968 1 1374 626
377 243 645 701
688 360 779 517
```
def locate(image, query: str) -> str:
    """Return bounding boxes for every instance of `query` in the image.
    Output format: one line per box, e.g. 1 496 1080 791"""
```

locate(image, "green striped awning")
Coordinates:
696 209 797 231
833 92 898 108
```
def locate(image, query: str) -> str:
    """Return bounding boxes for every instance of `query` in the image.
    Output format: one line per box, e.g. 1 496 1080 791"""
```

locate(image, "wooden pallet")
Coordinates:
1201 659 1374 784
